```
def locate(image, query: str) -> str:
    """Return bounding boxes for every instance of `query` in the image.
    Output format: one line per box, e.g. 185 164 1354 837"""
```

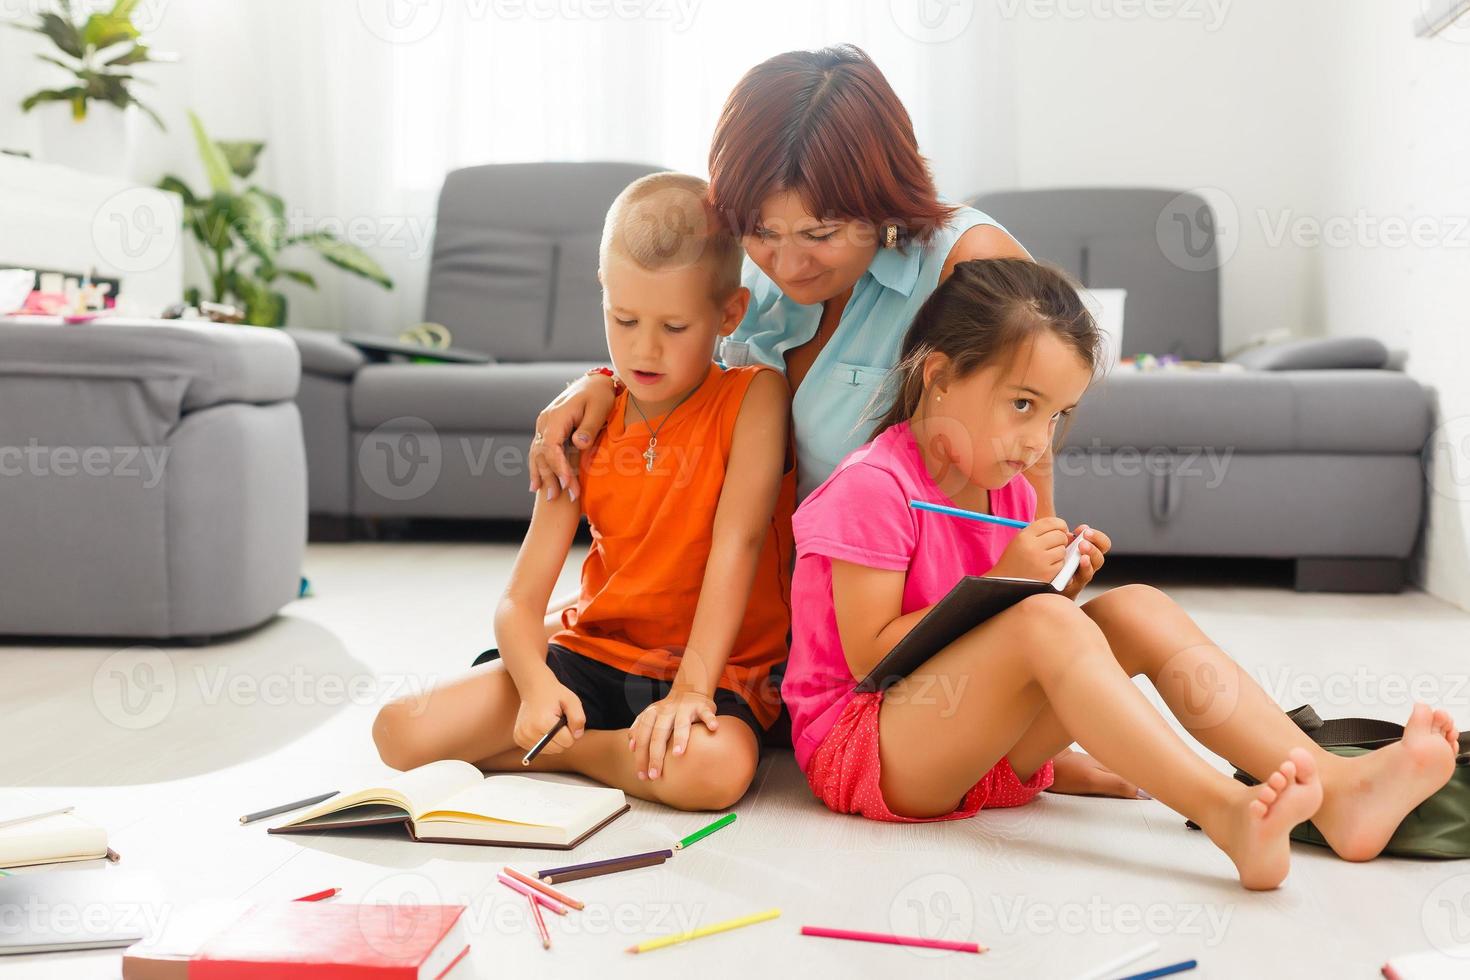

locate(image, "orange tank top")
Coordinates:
550 363 796 729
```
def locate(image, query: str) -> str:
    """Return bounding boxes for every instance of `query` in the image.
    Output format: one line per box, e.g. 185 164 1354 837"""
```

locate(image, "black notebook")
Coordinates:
854 537 1083 693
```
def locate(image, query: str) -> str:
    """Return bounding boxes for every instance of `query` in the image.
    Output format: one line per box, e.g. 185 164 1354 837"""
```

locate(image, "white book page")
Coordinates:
0 811 107 867
283 759 483 826
422 775 624 829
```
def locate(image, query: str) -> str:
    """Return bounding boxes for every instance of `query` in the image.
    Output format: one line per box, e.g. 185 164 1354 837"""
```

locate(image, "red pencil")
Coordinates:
528 892 551 950
292 887 340 903
497 872 568 915
800 925 985 953
503 867 585 910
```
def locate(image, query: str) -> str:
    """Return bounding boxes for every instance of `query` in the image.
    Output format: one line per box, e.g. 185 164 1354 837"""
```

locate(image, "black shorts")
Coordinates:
472 644 764 740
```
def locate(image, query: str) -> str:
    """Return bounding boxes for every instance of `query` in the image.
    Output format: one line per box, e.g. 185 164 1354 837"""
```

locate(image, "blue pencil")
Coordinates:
909 499 1028 529
1115 960 1197 980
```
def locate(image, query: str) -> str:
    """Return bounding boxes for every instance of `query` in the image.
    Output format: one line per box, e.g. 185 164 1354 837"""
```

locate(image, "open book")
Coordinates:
0 806 109 869
855 536 1083 693
267 760 629 850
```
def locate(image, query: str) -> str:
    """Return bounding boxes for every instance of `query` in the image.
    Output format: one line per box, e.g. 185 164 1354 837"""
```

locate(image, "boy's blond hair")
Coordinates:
598 172 743 299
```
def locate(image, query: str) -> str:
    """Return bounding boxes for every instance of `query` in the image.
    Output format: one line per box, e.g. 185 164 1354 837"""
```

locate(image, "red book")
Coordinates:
123 902 469 980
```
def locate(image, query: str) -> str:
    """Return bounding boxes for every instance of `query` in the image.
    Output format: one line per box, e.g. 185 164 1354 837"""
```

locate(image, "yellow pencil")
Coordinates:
625 908 781 954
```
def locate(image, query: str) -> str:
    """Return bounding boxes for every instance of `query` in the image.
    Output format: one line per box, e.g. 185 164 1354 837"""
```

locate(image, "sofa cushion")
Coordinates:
285 326 367 378
423 227 555 361
351 361 603 432
1063 369 1431 454
1230 336 1389 371
546 230 612 361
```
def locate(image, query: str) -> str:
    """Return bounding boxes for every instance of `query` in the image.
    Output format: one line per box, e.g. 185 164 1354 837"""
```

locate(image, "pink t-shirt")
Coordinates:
782 420 1039 772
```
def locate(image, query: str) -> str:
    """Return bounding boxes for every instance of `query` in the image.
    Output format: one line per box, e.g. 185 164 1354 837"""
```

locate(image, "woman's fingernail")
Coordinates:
558 475 568 491
674 745 684 755
648 768 658 779
637 771 646 780
528 482 535 493
569 486 578 502
544 487 554 501
1136 788 1152 800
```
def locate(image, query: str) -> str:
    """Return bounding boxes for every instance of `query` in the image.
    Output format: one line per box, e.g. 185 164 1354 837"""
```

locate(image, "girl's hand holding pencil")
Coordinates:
513 673 586 757
987 516 1075 582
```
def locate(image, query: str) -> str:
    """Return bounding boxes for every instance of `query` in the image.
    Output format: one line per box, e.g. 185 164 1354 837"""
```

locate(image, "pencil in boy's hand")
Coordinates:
522 715 568 766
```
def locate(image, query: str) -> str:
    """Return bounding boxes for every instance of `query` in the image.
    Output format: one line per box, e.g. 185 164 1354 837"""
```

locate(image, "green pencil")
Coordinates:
675 813 736 850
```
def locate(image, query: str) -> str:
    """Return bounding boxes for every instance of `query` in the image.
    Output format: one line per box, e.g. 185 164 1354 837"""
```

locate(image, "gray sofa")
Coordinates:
289 161 664 533
0 319 306 638
289 175 1430 592
973 189 1432 592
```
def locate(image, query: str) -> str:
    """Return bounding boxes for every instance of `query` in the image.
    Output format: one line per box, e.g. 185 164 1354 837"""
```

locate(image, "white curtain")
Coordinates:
125 0 1015 333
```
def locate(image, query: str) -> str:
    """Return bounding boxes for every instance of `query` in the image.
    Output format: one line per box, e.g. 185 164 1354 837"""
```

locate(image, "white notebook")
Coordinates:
0 808 109 869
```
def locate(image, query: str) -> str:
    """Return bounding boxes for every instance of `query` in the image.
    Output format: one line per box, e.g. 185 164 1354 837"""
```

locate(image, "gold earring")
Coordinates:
885 224 898 248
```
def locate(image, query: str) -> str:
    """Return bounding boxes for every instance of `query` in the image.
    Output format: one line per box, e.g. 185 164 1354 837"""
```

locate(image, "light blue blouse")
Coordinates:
719 204 1006 500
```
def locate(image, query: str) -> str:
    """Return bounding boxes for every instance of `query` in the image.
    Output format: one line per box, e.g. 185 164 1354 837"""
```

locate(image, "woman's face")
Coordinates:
742 189 879 306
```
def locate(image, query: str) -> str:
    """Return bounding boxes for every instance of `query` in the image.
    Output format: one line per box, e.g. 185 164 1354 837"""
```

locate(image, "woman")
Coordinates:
527 44 1125 797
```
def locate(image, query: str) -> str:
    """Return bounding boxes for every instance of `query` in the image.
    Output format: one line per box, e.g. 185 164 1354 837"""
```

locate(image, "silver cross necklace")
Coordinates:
625 374 706 473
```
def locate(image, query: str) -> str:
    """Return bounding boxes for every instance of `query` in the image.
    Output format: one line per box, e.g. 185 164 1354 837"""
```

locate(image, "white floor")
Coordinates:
4 541 1470 979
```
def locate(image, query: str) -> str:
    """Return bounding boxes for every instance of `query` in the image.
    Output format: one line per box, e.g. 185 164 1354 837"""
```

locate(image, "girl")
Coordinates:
782 258 1459 889
373 172 796 810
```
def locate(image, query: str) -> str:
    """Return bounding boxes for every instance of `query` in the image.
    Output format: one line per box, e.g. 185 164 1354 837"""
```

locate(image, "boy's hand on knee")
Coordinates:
628 688 719 781
513 675 586 754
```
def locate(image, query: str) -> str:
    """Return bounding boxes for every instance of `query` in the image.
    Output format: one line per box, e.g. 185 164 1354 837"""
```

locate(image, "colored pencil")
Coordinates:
1116 959 1197 980
527 892 551 950
502 866 584 910
909 499 1028 529
292 887 340 902
538 849 672 885
626 907 781 954
497 873 568 915
799 925 985 953
522 716 568 766
674 813 735 850
1073 941 1162 980
0 869 10 877
239 791 338 825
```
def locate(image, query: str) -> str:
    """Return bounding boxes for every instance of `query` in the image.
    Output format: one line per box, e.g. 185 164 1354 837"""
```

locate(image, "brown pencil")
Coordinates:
538 849 672 884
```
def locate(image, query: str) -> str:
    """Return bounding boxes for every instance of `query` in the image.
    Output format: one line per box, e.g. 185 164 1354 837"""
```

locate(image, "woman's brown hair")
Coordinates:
708 44 957 247
868 258 1104 440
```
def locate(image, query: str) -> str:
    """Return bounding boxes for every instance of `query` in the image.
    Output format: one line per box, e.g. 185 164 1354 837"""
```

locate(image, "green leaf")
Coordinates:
34 53 83 78
132 96 164 130
188 111 233 194
290 232 393 289
80 4 140 52
184 285 201 307
194 195 237 253
104 44 152 67
157 174 197 206
279 268 317 289
33 13 84 60
217 141 265 179
230 194 278 265
20 87 86 113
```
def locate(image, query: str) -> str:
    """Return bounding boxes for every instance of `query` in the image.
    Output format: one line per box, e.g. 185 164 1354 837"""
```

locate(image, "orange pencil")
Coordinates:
503 866 585 911
528 892 551 950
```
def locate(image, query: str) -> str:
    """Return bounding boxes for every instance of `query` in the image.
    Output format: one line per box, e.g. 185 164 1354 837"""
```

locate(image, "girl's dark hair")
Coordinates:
708 44 957 247
868 258 1104 439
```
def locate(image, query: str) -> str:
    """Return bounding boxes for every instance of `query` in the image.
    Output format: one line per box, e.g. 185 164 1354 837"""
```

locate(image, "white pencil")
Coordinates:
1073 940 1162 980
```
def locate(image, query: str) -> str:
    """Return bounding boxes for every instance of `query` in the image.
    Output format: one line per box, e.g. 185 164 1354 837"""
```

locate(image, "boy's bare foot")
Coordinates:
1312 703 1459 862
1201 748 1322 890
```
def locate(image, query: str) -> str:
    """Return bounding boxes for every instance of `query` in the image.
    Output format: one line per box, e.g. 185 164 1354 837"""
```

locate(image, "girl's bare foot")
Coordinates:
1312 703 1459 862
1200 748 1322 890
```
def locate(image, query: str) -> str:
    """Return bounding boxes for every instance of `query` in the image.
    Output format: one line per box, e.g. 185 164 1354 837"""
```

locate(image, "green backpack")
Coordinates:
1192 704 1470 859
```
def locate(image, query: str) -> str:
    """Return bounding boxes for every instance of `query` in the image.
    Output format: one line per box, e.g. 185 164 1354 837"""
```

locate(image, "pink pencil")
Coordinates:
497 872 568 916
800 925 986 953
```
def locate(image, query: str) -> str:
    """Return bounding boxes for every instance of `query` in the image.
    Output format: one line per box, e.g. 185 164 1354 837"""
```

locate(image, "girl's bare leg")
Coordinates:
371 660 757 811
1080 583 1459 861
878 593 1322 890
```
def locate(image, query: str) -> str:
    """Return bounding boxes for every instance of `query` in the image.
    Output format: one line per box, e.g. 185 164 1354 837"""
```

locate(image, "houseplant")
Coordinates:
159 112 393 327
14 0 171 176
